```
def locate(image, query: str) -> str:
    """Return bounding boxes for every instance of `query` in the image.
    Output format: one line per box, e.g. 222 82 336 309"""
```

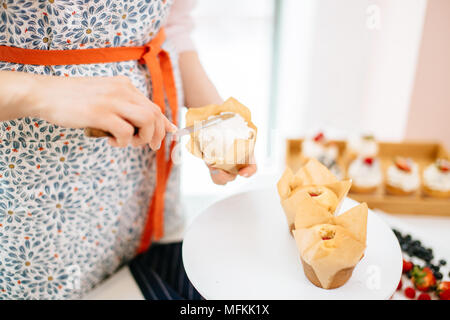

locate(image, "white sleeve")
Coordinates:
164 0 197 53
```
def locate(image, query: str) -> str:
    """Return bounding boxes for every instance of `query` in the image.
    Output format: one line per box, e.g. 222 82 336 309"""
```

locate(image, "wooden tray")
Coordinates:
286 139 450 216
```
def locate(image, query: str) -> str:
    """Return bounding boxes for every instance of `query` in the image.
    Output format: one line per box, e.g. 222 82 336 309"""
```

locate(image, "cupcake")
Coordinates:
277 159 351 232
423 159 450 198
302 132 338 160
348 157 383 194
292 200 368 289
185 98 257 174
346 134 378 159
386 157 420 196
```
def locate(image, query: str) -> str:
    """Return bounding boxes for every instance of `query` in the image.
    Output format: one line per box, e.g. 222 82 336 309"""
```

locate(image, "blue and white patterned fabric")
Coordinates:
0 0 185 299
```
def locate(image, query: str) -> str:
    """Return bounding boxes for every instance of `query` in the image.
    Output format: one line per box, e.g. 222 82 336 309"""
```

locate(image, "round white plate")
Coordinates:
183 187 402 300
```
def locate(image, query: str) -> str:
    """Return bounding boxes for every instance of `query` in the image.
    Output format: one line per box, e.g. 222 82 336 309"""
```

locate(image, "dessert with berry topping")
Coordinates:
346 134 379 159
347 156 383 194
386 157 420 195
423 159 450 198
302 132 339 161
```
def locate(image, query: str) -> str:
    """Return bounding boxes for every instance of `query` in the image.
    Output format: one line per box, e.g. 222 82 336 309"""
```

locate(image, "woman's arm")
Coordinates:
0 71 175 149
179 51 223 108
0 71 42 121
164 0 222 108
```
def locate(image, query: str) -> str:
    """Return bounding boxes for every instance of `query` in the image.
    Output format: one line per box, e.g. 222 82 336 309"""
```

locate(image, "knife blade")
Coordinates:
84 113 235 139
169 113 235 140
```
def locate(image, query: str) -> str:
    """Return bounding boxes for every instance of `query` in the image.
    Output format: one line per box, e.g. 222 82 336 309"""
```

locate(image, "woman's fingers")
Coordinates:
135 120 155 148
98 115 134 148
149 117 165 150
208 166 237 185
207 154 257 185
164 115 178 133
238 163 257 178
115 101 175 149
125 85 178 133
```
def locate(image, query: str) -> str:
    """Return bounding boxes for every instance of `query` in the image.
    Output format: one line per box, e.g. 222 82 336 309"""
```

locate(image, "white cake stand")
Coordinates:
182 187 402 300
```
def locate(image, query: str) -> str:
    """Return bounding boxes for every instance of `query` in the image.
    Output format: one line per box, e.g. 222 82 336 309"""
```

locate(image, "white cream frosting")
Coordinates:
387 163 420 192
423 164 450 192
302 140 338 160
348 158 383 188
302 139 325 159
347 136 378 157
198 112 254 164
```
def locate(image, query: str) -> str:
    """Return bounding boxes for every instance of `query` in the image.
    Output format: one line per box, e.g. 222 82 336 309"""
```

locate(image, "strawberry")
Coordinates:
411 266 436 292
402 259 413 273
363 157 374 166
397 279 402 291
395 157 412 172
417 293 431 300
436 281 450 300
436 159 449 173
313 132 324 142
404 287 416 299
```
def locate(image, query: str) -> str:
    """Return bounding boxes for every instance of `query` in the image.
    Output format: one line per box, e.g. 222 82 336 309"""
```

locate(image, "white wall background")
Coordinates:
274 0 428 143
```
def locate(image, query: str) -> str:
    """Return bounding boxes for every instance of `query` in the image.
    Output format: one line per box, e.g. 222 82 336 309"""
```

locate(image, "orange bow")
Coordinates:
0 29 178 253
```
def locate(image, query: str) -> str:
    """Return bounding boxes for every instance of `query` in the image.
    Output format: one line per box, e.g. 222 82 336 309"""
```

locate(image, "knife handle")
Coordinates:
84 127 139 138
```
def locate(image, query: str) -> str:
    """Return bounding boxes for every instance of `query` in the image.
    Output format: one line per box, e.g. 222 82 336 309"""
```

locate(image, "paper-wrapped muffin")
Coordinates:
293 203 368 289
277 158 368 289
185 98 257 174
277 159 351 232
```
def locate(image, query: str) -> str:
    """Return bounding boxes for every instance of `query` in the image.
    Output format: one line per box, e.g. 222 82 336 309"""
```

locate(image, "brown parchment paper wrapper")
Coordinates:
293 203 368 289
277 159 351 231
185 97 257 175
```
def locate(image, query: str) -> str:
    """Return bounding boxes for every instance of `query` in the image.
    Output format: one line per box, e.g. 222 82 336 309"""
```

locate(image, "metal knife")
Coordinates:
84 113 235 139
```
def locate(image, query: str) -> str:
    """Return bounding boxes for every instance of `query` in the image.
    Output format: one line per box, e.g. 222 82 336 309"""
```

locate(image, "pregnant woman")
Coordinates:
0 0 256 299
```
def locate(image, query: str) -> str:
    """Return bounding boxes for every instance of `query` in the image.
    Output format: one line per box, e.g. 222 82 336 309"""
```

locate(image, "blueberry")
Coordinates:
401 243 409 251
412 240 421 247
414 247 427 258
439 259 447 266
435 272 443 280
404 235 412 243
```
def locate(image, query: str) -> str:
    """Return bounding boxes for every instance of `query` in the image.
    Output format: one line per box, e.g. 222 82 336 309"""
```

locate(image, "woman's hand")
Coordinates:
207 158 257 185
29 74 176 149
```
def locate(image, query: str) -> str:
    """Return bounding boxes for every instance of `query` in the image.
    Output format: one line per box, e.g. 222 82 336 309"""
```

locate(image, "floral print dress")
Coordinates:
0 0 185 299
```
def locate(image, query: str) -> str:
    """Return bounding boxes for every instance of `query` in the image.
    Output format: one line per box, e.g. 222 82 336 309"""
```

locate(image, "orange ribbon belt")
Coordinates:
0 29 178 254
